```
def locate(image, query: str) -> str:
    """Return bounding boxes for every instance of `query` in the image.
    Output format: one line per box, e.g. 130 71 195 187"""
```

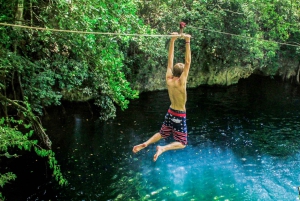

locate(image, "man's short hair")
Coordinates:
173 63 185 77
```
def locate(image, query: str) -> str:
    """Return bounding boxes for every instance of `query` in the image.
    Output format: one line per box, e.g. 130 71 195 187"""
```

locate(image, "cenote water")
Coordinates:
4 75 300 200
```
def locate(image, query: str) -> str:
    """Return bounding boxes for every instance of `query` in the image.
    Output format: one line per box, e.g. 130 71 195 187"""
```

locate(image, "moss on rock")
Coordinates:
134 65 253 91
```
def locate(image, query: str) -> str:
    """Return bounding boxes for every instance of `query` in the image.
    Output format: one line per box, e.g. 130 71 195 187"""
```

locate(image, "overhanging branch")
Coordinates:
0 93 52 149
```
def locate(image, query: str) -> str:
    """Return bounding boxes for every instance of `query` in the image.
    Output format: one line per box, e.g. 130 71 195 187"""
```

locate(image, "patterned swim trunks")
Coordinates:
159 107 188 145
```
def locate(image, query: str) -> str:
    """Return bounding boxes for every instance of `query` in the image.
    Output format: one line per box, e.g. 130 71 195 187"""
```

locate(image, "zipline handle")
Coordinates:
179 22 186 38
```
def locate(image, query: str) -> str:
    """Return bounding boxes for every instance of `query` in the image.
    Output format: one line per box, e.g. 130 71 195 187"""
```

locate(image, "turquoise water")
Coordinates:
4 75 300 200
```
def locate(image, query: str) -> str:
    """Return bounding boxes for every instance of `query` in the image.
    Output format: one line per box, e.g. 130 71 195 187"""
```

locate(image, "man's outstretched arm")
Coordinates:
166 33 179 78
181 34 191 79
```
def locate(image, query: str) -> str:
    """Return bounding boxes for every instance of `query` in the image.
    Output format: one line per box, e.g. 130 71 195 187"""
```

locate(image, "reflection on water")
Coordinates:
5 75 300 200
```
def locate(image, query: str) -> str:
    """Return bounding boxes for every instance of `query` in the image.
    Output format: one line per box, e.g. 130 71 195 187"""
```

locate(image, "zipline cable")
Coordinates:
192 26 300 48
0 22 173 37
0 22 300 48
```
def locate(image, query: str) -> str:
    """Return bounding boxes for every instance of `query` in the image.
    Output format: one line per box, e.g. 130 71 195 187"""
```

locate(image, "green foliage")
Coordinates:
0 0 152 119
3 0 298 115
0 1 166 199
1 0 300 198
0 172 17 188
0 1 163 198
0 117 67 197
136 0 300 78
0 172 17 200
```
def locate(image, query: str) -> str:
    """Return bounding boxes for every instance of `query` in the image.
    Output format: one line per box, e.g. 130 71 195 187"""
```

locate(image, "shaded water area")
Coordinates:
4 75 300 200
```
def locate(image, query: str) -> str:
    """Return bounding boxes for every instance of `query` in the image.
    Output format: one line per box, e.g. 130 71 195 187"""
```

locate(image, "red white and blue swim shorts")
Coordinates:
159 107 188 145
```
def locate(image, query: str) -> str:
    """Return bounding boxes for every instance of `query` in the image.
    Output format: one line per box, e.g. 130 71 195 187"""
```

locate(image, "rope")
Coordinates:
1 22 300 48
192 26 300 48
0 22 173 37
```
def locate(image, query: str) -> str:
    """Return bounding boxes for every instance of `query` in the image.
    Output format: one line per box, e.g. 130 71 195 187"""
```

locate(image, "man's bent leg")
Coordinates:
132 132 162 153
153 141 186 162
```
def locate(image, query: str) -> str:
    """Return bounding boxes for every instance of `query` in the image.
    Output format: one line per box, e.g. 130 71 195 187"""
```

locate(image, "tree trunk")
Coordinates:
11 72 17 100
17 72 24 100
15 0 24 25
296 60 300 84
2 81 8 118
14 0 25 100
30 0 33 26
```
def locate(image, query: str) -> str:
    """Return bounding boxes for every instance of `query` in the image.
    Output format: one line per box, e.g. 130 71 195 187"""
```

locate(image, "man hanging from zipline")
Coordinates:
133 23 191 161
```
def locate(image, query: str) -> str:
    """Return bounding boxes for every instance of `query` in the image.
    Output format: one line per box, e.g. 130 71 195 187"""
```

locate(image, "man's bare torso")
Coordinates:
166 76 187 111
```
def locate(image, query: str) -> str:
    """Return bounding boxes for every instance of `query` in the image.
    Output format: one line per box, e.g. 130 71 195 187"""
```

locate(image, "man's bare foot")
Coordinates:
153 146 164 162
132 143 147 153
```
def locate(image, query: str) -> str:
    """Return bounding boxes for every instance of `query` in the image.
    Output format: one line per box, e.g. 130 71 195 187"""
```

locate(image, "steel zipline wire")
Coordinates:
0 22 300 48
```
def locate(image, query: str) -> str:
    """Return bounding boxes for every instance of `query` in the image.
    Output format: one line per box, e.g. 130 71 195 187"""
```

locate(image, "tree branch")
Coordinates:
0 93 52 149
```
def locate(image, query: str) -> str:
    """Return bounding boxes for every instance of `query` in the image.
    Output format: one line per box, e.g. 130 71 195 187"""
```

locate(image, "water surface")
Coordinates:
5 75 300 200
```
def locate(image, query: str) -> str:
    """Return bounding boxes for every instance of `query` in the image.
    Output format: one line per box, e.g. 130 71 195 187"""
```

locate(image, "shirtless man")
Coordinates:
132 33 191 162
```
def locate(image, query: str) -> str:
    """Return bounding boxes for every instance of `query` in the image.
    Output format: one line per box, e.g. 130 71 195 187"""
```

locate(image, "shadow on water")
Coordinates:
3 75 300 200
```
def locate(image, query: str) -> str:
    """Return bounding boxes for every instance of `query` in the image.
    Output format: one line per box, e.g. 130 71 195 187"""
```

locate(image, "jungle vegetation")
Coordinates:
0 0 300 199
